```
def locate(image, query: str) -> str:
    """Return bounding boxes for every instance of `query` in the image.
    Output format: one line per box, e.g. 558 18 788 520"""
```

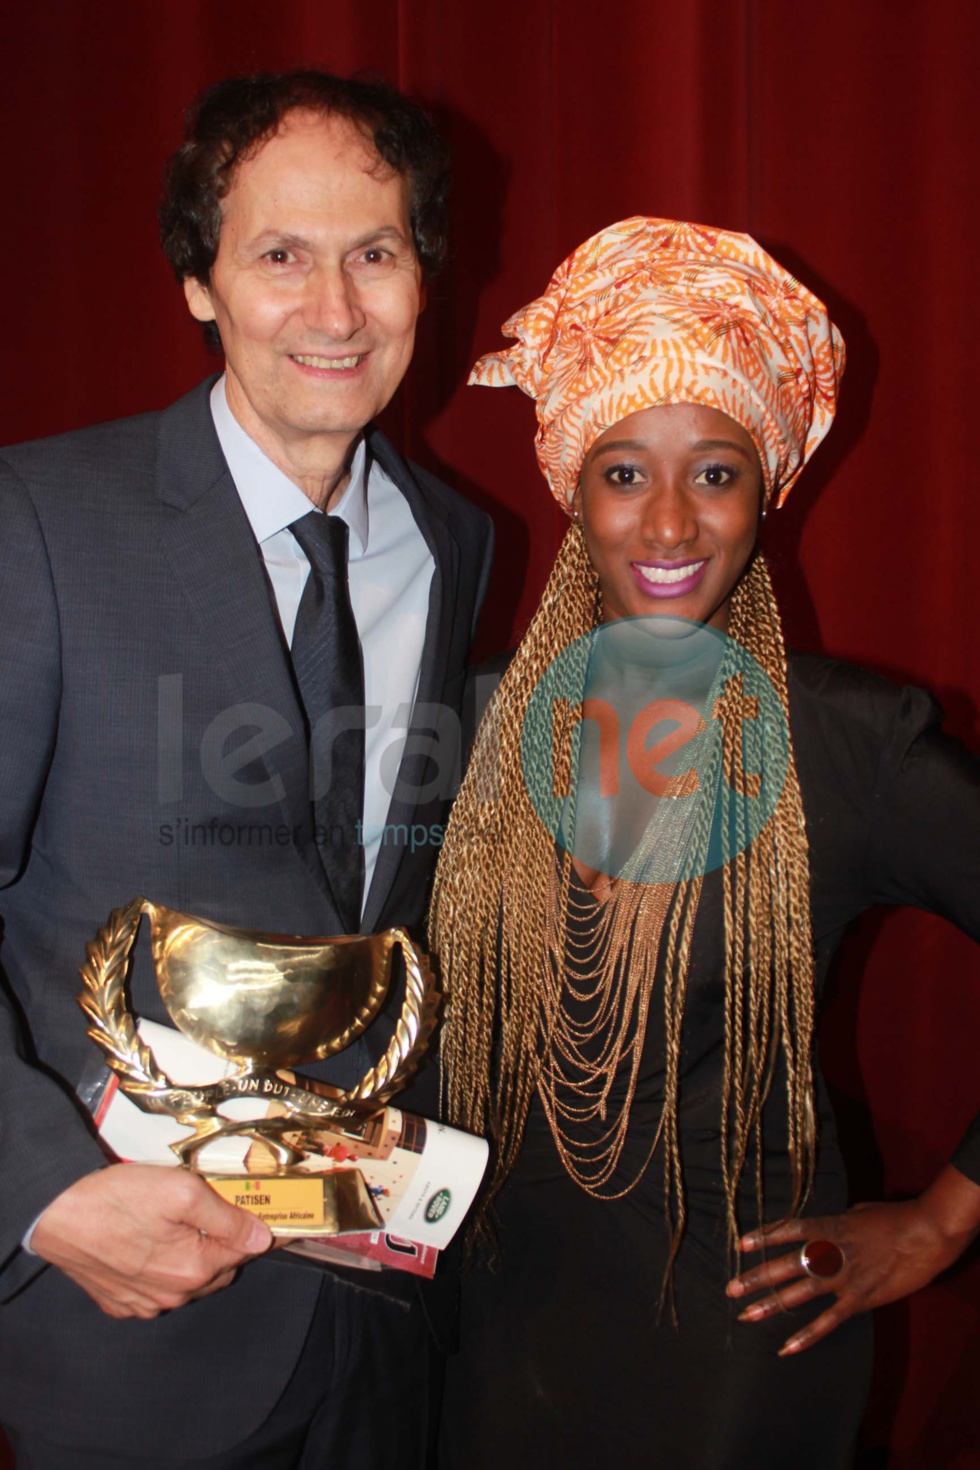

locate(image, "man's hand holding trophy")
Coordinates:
73 898 482 1266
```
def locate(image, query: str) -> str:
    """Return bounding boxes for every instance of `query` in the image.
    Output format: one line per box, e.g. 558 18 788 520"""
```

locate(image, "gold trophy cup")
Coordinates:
78 898 439 1235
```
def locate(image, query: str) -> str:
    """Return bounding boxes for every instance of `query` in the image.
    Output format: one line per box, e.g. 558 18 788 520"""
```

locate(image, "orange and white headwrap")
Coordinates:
470 217 845 510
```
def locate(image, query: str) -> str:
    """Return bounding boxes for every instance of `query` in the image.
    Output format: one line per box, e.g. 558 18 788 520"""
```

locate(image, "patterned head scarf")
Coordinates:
470 217 845 510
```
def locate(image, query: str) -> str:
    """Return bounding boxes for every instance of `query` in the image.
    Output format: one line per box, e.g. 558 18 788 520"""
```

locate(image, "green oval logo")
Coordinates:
424 1188 452 1223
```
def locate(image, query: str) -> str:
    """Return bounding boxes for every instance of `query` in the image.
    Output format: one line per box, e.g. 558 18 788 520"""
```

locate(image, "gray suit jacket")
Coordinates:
0 378 493 1454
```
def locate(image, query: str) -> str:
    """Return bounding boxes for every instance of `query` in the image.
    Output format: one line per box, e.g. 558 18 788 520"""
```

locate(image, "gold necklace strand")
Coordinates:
536 861 678 1194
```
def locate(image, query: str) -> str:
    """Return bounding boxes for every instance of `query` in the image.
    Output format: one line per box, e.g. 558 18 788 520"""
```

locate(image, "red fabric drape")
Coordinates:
2 4 978 1465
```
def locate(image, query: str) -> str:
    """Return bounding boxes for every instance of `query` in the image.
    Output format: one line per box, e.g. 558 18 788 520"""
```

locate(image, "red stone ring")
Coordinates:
799 1239 846 1279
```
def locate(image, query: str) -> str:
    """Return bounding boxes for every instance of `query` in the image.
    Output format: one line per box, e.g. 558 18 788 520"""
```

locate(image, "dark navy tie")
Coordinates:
289 511 365 932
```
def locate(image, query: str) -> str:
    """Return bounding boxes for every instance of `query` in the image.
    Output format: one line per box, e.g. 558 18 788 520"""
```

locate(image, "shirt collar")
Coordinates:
210 375 369 554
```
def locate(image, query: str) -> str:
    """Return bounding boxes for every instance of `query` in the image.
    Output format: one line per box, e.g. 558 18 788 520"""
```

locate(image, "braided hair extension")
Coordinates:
429 525 817 1273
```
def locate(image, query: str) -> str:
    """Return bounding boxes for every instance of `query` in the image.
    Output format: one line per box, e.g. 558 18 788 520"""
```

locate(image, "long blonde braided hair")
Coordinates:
429 523 817 1265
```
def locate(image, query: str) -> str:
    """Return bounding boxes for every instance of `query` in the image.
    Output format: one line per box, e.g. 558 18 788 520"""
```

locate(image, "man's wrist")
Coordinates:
21 1163 108 1256
21 1210 46 1255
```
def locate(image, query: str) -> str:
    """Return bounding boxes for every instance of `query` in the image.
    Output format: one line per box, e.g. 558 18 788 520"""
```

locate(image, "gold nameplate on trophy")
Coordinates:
206 1171 381 1235
77 898 439 1236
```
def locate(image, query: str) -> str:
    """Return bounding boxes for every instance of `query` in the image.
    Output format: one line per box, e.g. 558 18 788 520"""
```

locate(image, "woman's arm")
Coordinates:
731 671 980 1353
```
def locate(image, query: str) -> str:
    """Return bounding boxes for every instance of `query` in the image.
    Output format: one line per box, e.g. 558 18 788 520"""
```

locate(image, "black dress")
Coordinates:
439 655 980 1470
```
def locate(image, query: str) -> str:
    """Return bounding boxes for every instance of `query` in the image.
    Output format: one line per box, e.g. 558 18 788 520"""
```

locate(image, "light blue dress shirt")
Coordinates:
210 376 435 912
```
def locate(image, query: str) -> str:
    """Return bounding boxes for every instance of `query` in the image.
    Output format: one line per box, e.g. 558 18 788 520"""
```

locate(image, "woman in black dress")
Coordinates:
430 218 980 1468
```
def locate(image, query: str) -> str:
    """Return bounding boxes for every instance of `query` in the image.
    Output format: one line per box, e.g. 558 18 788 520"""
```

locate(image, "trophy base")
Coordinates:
206 1167 383 1236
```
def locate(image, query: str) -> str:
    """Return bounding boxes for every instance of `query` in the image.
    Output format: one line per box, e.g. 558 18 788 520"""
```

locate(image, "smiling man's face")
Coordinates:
184 108 422 469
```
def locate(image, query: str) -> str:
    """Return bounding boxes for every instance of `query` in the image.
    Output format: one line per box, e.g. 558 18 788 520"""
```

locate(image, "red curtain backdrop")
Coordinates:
2 4 978 1465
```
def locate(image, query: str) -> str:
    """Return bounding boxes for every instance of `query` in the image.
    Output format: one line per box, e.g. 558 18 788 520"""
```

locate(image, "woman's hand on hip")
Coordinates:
725 1164 980 1356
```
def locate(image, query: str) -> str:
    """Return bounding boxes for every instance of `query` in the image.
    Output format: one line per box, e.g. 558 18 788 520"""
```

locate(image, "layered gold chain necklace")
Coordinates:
536 861 681 1198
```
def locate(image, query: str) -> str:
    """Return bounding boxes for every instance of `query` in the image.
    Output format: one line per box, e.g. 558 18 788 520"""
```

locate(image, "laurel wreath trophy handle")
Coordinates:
339 928 440 1108
77 899 441 1234
78 897 181 1104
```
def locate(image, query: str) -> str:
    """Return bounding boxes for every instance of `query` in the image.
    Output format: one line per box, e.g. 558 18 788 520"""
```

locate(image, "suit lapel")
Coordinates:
152 381 343 926
361 430 460 932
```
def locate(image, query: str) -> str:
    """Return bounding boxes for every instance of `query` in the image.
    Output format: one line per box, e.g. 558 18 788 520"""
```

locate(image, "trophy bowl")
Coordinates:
146 902 390 1071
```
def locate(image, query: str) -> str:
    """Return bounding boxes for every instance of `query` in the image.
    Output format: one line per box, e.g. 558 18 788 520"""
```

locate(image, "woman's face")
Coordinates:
573 403 764 632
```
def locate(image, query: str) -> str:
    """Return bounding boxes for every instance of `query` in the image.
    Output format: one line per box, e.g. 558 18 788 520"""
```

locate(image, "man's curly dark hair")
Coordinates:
159 69 450 349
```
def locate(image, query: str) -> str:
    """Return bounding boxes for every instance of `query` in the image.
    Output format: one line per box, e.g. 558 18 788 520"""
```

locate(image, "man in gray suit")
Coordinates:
0 71 492 1468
